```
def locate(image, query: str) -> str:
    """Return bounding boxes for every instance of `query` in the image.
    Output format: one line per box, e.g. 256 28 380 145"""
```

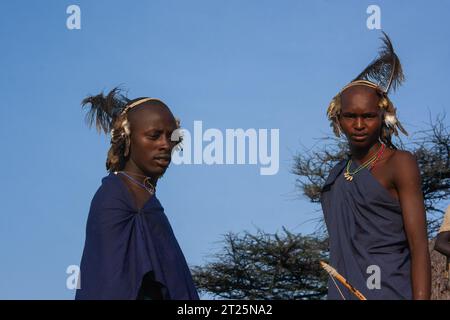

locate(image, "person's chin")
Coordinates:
157 167 169 177
141 166 168 180
150 163 170 176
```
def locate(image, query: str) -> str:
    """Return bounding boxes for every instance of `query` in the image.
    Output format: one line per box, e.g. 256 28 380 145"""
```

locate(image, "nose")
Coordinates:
158 135 171 151
354 117 364 131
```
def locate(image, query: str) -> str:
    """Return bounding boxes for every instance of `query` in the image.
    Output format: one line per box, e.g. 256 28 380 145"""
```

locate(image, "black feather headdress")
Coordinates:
353 31 404 94
82 87 130 134
327 32 408 144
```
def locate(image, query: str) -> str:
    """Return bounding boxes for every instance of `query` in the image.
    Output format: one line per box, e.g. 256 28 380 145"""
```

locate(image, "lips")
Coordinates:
153 155 171 167
351 134 368 142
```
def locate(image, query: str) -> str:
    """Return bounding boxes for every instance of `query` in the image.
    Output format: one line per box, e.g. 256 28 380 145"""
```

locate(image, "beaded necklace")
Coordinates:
344 143 385 182
114 171 155 195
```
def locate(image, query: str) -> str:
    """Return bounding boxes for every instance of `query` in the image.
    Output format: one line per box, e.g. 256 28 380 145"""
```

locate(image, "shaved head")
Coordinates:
127 100 176 131
340 85 380 112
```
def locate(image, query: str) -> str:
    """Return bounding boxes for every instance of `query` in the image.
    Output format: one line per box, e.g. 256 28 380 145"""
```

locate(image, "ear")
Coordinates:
124 136 131 157
122 117 131 157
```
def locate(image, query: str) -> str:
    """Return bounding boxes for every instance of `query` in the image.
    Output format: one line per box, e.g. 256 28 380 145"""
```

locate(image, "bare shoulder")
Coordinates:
389 149 418 168
389 150 421 182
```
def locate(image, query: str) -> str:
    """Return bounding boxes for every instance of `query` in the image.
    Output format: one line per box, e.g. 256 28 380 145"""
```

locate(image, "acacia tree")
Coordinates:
192 229 328 299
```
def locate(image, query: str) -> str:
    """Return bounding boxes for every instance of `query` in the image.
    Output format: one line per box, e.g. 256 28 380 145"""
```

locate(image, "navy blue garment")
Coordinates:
321 159 412 300
75 173 199 300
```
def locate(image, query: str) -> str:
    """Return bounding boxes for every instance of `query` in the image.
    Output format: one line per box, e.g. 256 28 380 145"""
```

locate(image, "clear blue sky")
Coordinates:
0 0 449 299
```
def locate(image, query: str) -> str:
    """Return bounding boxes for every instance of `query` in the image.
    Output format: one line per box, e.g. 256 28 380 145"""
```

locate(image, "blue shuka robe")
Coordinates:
75 173 199 300
321 160 412 300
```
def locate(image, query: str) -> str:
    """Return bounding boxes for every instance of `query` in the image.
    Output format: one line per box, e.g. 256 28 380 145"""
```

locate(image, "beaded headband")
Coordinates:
119 97 166 116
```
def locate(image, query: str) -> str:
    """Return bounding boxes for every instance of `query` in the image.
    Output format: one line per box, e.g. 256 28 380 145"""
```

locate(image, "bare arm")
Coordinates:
435 231 450 257
393 151 431 300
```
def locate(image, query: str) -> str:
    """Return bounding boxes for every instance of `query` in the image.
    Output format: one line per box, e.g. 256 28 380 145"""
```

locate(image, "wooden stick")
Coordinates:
320 261 367 300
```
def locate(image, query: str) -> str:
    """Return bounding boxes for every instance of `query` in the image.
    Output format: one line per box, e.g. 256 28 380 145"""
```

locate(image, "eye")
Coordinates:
146 133 160 140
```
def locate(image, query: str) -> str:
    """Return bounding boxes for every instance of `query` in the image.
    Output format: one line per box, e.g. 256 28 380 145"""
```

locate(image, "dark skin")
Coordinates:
119 101 179 211
435 231 450 257
338 85 431 300
117 100 179 300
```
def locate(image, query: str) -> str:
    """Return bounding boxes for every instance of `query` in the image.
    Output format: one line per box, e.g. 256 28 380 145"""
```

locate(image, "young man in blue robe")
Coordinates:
75 88 199 300
321 33 431 300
